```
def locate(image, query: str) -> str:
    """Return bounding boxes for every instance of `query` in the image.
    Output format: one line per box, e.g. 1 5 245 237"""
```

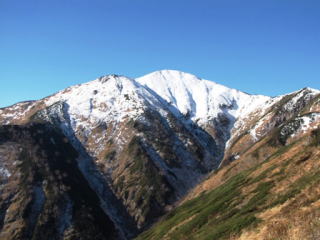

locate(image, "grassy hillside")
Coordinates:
136 129 320 240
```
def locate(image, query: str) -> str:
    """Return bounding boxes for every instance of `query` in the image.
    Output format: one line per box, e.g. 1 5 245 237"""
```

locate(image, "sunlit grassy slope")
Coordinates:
136 129 320 240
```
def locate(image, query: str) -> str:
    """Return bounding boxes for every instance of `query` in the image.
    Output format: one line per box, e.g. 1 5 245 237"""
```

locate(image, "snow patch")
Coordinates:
289 113 320 138
0 167 11 178
284 88 319 111
299 113 320 133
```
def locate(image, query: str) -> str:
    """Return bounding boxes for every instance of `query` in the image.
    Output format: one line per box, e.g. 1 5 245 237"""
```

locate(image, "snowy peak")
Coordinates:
139 70 203 84
44 75 152 127
41 69 270 129
39 69 272 129
136 70 270 123
47 74 138 104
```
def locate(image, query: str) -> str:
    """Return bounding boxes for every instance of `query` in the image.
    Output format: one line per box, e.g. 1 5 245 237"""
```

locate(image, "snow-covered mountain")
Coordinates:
0 70 319 240
137 70 270 123
1 70 270 130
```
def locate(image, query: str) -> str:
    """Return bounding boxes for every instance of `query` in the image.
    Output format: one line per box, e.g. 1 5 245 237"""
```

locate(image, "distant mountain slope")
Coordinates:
0 70 319 239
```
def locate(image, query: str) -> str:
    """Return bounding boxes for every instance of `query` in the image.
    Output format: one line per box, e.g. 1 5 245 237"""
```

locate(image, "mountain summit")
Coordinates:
0 71 319 240
136 70 270 123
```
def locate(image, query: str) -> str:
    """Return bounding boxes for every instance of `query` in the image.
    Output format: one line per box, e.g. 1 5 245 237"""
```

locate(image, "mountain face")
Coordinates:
139 88 320 240
0 70 319 240
0 124 120 240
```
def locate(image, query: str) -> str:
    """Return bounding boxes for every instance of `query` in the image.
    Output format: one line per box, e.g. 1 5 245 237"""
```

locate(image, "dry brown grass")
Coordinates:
182 125 320 240
236 201 320 240
230 147 320 240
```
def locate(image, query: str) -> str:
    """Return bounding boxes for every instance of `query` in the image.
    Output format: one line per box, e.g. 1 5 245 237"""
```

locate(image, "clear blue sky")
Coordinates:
1 0 319 108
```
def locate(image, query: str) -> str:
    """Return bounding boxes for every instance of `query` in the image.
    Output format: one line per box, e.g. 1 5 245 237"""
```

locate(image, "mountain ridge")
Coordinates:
0 70 319 240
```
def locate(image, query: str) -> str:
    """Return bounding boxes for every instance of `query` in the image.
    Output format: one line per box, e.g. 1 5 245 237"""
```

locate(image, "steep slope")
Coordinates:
0 123 121 240
136 87 320 240
136 131 320 240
